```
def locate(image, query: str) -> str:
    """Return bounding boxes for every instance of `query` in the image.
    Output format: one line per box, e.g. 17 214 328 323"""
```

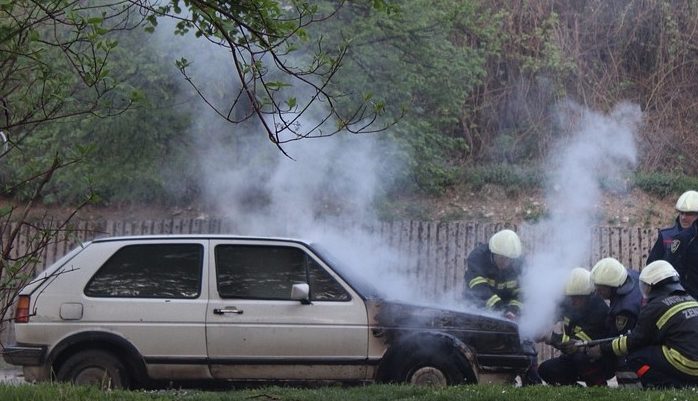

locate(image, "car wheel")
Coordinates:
395 345 469 386
56 350 130 389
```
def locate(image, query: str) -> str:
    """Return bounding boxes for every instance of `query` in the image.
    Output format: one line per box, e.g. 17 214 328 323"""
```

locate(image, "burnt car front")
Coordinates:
309 243 533 386
368 300 533 385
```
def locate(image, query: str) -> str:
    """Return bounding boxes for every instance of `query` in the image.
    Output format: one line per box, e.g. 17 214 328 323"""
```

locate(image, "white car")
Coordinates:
3 235 533 388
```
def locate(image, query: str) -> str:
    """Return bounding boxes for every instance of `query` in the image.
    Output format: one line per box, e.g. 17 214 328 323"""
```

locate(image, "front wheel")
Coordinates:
56 349 130 389
393 344 471 386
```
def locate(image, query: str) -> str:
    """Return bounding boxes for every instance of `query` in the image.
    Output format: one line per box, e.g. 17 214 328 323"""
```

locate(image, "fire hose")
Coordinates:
573 337 617 348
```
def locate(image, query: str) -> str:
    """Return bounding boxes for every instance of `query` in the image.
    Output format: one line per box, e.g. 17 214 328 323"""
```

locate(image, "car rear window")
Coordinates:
215 244 350 301
84 243 203 298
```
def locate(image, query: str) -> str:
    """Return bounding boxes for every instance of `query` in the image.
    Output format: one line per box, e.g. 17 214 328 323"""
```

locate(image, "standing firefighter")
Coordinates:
464 229 523 319
538 268 615 386
590 257 642 336
652 190 698 299
587 261 698 388
646 190 698 264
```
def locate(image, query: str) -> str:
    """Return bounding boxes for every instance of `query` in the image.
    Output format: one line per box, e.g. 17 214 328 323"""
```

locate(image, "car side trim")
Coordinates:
145 357 382 366
2 344 46 366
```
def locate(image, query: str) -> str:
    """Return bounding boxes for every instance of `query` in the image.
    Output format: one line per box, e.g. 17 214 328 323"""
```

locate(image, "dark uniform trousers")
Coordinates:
539 352 615 386
624 346 698 388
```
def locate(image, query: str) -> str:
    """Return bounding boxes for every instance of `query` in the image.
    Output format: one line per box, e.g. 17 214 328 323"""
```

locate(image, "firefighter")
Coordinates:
655 191 698 299
590 257 642 336
646 190 698 265
464 229 523 319
464 229 542 385
587 260 698 388
538 268 615 386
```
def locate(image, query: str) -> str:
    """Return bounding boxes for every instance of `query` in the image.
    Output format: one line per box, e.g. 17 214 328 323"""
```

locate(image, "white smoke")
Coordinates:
518 101 641 338
149 18 644 322
148 19 425 301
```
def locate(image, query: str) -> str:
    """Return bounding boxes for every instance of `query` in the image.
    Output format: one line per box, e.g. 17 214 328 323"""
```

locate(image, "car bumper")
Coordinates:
477 353 533 371
2 344 46 366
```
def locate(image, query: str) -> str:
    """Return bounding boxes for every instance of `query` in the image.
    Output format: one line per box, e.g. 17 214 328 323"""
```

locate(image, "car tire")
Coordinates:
393 343 470 386
56 349 130 389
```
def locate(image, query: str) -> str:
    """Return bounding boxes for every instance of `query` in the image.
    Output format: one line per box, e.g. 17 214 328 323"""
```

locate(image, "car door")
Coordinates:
79 239 210 380
205 240 370 380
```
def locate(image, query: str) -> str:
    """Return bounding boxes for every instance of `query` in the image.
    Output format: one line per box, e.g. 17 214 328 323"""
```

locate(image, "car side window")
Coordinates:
84 244 203 298
215 244 350 301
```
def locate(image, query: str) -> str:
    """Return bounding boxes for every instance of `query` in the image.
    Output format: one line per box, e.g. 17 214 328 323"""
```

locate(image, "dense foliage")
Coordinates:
4 0 698 204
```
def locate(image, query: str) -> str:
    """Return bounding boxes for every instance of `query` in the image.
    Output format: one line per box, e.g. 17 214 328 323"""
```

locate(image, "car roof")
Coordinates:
91 234 311 245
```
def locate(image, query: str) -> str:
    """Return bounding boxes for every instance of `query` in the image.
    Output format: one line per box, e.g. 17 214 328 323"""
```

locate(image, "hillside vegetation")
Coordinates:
2 0 698 214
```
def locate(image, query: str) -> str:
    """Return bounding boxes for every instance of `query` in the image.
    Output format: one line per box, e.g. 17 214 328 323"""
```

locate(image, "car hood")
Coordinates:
369 299 518 333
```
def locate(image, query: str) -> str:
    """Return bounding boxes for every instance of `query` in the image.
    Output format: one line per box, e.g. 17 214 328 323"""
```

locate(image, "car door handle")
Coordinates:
213 307 244 315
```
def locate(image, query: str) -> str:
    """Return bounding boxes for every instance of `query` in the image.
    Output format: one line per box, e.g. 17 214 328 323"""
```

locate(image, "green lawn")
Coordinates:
2 383 698 401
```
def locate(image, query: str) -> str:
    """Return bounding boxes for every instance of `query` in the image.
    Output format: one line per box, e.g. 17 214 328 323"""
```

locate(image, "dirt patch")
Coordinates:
1 187 678 228
388 186 676 228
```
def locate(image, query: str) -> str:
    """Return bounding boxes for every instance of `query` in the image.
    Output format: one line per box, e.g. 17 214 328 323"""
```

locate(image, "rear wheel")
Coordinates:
56 350 130 389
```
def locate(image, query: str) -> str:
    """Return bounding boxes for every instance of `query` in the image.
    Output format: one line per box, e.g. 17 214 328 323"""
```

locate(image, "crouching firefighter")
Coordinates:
464 229 541 384
586 260 698 388
538 268 616 386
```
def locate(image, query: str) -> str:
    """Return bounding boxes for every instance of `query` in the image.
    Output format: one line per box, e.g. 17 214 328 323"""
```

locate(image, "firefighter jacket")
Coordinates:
558 294 610 344
464 243 523 313
607 269 643 336
646 218 682 265
665 220 698 299
601 285 698 377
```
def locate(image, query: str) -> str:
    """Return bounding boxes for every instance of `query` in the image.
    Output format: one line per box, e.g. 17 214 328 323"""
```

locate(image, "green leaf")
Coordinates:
266 81 291 91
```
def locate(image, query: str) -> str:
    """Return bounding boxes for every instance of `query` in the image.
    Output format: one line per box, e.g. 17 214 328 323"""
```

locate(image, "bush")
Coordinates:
633 172 698 198
463 164 544 196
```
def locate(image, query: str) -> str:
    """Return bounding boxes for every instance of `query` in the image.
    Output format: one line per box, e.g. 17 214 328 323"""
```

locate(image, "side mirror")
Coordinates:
291 283 311 304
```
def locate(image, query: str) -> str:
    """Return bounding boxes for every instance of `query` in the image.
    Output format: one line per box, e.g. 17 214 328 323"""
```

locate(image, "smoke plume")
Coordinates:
518 101 641 338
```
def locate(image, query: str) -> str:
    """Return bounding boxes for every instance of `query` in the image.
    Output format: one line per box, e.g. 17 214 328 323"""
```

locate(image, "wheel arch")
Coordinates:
48 331 148 386
375 331 479 384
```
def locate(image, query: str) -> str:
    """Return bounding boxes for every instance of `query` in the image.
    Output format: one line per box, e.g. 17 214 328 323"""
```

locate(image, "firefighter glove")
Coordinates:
585 344 602 361
560 340 580 355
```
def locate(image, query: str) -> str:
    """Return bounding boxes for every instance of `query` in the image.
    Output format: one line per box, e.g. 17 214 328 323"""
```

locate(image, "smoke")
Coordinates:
146 18 429 302
147 17 643 325
518 101 641 338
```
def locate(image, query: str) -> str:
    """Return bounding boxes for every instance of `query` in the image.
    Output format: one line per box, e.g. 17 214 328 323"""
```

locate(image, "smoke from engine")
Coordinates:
518 101 640 339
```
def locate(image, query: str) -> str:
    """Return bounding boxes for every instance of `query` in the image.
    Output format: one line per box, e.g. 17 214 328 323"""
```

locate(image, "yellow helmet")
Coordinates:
640 260 679 286
488 229 522 259
590 257 627 288
565 267 594 296
676 190 698 212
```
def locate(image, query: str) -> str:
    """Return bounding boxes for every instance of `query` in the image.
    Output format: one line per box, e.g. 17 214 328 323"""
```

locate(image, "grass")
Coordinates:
2 383 698 401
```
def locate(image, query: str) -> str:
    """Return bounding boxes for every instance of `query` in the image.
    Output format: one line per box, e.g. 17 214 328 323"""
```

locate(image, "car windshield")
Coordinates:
308 242 384 300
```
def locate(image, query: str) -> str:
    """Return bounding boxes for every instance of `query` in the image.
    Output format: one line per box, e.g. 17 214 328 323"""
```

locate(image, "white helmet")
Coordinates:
640 260 679 286
488 229 522 259
590 257 628 288
565 267 594 296
676 190 698 212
